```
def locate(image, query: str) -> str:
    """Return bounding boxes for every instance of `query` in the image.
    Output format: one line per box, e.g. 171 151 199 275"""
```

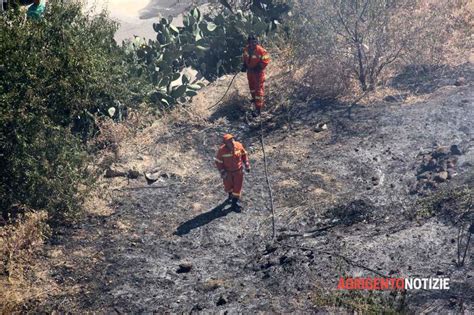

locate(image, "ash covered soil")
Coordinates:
40 64 473 313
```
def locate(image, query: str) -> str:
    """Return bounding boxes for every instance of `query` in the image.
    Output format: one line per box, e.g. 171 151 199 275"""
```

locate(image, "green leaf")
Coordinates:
188 15 196 26
169 24 179 35
171 85 187 98
206 22 217 32
196 45 210 51
191 8 201 21
187 84 202 90
182 73 190 84
171 72 181 81
195 31 203 41
108 107 116 117
161 98 170 106
186 90 198 97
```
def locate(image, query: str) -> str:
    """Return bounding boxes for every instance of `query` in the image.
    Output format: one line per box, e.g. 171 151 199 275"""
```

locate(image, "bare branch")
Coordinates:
336 6 356 42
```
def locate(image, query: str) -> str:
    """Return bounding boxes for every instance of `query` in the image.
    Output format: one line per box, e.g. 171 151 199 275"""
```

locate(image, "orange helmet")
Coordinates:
223 133 234 142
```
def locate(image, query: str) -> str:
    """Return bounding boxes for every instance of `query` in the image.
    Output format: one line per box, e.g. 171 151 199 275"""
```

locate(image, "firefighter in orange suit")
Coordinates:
214 133 250 209
241 34 270 115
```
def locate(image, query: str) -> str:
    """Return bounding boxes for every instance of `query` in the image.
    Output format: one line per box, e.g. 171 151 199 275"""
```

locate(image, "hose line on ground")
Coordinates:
207 72 240 110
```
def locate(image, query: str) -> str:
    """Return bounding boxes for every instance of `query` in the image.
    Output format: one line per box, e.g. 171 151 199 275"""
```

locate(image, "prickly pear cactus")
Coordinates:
127 3 289 109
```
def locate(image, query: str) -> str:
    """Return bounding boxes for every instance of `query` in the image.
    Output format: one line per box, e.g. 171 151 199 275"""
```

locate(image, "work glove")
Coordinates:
241 65 247 72
245 165 251 173
220 171 227 179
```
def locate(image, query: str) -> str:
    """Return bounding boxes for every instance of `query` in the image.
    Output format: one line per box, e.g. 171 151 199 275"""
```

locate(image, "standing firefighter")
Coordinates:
214 134 251 210
241 34 270 116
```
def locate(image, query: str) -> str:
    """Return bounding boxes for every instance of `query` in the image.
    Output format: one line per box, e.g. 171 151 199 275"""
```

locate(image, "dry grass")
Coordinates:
291 58 354 102
0 210 51 313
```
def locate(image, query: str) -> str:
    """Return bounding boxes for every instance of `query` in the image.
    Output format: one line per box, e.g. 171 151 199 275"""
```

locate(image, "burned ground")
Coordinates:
34 64 474 313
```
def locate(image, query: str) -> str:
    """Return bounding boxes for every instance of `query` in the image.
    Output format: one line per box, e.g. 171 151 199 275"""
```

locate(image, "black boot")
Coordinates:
226 192 233 203
252 107 261 117
231 197 242 212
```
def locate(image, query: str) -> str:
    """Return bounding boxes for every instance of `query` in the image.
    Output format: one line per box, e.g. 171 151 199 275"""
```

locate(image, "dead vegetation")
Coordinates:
279 0 473 105
0 210 50 312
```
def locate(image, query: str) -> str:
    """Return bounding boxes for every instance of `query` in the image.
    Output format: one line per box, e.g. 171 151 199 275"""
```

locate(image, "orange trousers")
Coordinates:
247 70 265 110
223 169 244 199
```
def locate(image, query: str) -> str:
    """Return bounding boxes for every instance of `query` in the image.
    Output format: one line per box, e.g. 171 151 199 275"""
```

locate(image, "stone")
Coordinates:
432 147 449 158
421 154 432 163
145 172 159 185
216 296 227 306
417 171 431 180
434 171 448 182
384 95 399 102
447 160 456 168
426 180 438 188
427 158 438 169
104 167 127 178
447 169 456 179
454 77 466 86
176 262 193 273
127 169 140 179
314 123 328 133
192 304 204 311
450 144 462 155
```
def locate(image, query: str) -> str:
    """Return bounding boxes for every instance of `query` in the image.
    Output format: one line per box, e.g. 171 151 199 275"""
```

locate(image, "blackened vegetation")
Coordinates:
36 63 473 313
326 199 376 226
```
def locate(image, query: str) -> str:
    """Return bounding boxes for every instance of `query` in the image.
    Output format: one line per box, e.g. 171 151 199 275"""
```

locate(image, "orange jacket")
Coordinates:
243 44 270 71
215 141 249 172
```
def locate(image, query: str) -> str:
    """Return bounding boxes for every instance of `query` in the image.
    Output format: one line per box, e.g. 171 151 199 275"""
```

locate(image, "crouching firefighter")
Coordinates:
241 34 270 116
214 134 250 210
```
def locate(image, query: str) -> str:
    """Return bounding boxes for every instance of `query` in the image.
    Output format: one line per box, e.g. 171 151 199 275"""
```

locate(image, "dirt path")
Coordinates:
39 64 473 313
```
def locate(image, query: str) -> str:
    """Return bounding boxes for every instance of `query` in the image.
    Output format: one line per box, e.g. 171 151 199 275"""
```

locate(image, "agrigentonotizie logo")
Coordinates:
337 277 450 290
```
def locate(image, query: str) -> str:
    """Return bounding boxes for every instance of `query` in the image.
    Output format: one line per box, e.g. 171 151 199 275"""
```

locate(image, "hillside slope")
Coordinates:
38 63 473 313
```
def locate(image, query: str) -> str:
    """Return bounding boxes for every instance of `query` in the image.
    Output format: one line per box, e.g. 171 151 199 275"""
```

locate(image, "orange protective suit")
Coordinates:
214 140 250 199
243 44 270 110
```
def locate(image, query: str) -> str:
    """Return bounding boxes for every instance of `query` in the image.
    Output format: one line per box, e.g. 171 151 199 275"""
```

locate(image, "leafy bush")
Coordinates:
0 1 130 221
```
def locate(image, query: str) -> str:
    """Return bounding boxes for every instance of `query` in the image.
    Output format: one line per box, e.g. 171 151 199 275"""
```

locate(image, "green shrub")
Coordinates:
0 1 130 222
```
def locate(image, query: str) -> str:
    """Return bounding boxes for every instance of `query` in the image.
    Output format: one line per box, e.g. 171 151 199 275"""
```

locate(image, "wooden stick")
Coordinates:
461 227 471 266
260 120 276 240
